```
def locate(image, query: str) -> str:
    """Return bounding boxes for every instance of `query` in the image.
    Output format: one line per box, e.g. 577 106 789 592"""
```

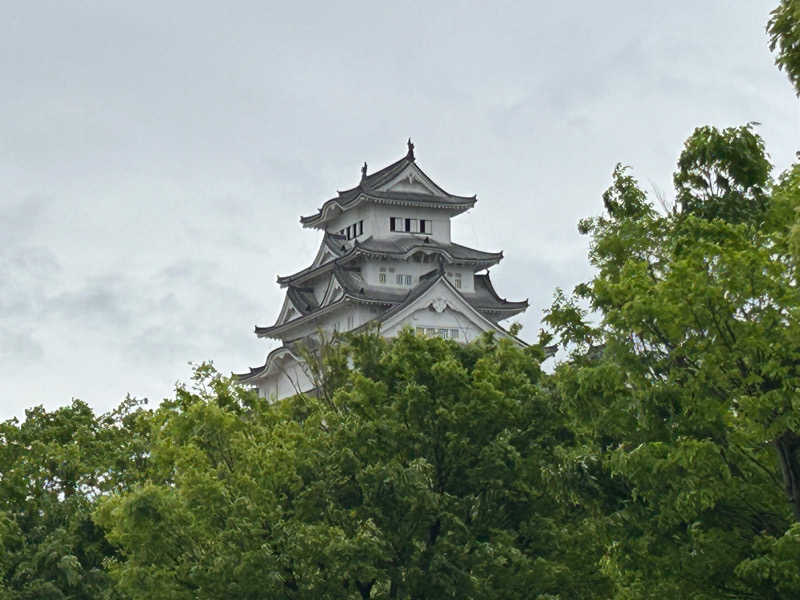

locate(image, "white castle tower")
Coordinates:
237 141 527 399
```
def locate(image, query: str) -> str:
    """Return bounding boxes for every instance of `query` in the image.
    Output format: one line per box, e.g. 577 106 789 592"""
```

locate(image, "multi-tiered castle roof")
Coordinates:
238 141 527 399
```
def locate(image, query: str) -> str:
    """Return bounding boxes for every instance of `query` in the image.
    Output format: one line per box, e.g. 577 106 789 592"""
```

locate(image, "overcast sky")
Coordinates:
1 1 797 420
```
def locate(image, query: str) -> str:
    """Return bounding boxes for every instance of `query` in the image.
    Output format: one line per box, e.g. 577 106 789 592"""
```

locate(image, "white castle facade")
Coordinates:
237 141 527 399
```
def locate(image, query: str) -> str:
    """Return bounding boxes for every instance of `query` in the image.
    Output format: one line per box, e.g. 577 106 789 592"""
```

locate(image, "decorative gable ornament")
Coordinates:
431 297 448 313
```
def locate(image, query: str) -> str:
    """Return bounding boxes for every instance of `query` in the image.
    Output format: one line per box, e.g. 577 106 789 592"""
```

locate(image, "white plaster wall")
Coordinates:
327 205 369 240
328 204 453 244
370 205 452 243
337 304 377 332
359 259 474 292
256 303 384 400
444 269 474 293
361 259 435 288
256 357 314 401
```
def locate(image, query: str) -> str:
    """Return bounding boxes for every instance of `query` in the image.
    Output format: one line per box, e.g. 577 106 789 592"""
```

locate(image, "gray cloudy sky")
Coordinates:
1 1 797 420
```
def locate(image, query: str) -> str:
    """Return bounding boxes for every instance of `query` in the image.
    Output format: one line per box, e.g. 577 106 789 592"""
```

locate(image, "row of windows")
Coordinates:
378 266 412 286
339 220 364 240
375 267 463 288
416 327 460 340
390 217 432 234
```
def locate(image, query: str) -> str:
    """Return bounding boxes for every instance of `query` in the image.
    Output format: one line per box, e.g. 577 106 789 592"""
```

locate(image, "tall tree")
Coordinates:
544 124 800 597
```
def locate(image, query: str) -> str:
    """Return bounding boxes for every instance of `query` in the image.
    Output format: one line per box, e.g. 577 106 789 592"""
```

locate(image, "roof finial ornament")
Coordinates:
361 161 367 181
407 138 415 160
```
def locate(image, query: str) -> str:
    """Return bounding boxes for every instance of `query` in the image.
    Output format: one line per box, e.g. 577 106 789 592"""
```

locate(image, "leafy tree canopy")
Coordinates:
0 397 151 599
768 0 800 95
545 120 800 598
95 334 611 600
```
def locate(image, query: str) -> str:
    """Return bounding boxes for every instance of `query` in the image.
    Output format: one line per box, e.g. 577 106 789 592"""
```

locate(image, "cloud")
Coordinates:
0 195 52 242
0 0 797 420
0 326 44 363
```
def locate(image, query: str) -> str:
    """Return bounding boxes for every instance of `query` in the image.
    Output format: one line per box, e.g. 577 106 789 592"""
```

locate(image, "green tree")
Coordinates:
544 124 800 598
674 124 771 224
96 333 611 600
768 0 800 95
0 397 152 599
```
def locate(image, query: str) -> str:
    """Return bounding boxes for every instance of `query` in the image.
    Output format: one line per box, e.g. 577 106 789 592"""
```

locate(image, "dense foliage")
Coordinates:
96 335 609 599
1 3 798 598
545 126 800 598
0 398 151 599
768 0 800 96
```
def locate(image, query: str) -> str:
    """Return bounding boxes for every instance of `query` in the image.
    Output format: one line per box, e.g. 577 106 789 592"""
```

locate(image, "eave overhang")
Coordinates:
299 151 476 229
234 345 305 382
259 267 527 340
300 191 476 229
352 270 528 346
254 294 393 340
278 237 502 287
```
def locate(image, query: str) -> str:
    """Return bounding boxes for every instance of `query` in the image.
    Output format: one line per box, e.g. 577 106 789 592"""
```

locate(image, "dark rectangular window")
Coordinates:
358 220 363 235
390 217 432 234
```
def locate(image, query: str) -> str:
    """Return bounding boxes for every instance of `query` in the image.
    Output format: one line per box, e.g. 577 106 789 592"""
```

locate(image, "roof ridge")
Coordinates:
338 154 411 197
302 145 477 228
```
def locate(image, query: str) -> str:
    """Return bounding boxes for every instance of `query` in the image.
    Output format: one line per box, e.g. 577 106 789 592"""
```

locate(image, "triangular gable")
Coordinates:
378 277 523 345
274 294 302 327
319 273 345 308
262 346 305 379
310 238 341 270
378 163 447 196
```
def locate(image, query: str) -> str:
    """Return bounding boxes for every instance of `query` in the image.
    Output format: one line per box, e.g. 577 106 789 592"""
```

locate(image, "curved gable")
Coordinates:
274 295 301 328
320 273 345 308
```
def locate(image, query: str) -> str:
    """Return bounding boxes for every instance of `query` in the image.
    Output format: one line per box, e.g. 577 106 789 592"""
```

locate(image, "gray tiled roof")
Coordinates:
257 266 401 337
243 267 528 375
234 341 304 381
276 233 353 285
258 266 526 338
300 152 476 226
336 155 412 202
277 235 502 286
332 266 406 304
286 286 318 315
471 274 528 319
357 236 502 263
